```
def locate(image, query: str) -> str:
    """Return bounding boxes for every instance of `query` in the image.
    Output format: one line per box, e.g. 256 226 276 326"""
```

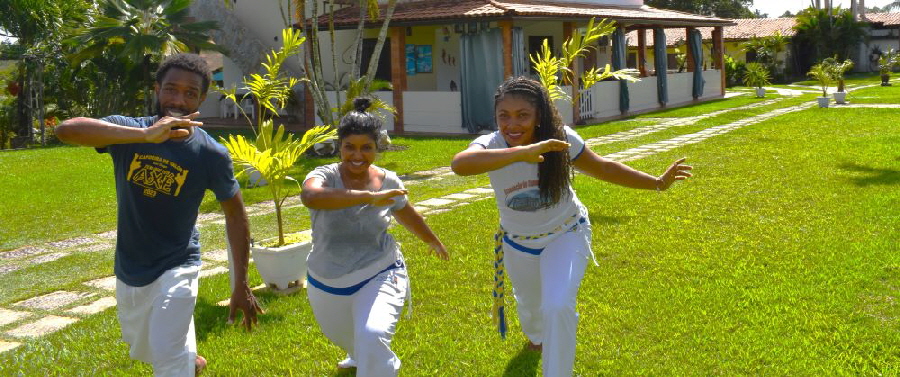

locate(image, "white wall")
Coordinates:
702 70 722 99
317 91 395 132
402 91 462 133
628 78 659 113
668 72 695 106
435 27 462 92
590 81 622 120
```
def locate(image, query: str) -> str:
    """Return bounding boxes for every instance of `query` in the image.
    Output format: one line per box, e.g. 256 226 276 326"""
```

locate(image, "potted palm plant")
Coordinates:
824 57 854 104
879 48 898 87
220 28 337 290
807 61 834 108
742 63 771 98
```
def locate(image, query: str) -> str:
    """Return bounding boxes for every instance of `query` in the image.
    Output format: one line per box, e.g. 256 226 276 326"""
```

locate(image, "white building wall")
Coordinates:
403 92 462 133
628 78 659 113
702 70 722 99
667 72 695 106
591 81 622 120
318 91 395 132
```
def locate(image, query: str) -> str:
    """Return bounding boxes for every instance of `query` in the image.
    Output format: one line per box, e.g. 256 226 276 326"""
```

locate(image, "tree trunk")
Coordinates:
144 54 153 115
349 0 367 81
15 64 29 147
363 0 397 88
305 0 335 129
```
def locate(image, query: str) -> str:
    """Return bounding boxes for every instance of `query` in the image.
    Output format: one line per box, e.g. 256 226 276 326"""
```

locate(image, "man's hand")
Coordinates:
517 139 570 163
228 283 263 331
145 112 203 143
369 189 408 206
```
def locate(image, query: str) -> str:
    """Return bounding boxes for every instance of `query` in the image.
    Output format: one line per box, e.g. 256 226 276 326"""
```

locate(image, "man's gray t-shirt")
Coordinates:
305 163 408 280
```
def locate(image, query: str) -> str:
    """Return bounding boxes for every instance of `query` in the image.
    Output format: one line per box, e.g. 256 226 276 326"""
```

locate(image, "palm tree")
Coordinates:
71 0 224 114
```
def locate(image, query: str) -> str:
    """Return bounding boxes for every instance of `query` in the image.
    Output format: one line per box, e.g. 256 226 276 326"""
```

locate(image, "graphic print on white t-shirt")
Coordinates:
504 179 544 212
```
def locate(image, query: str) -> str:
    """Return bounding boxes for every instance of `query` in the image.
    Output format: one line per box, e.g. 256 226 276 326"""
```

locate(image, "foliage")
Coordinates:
218 27 337 246
807 61 835 97
530 18 639 103
742 63 772 89
644 0 756 18
741 31 789 81
878 48 898 76
70 0 224 114
724 54 747 87
792 7 866 74
822 56 854 91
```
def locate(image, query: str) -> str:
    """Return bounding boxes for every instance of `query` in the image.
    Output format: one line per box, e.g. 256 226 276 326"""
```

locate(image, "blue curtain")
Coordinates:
689 29 705 99
654 27 668 106
612 27 629 114
461 29 504 132
512 27 527 78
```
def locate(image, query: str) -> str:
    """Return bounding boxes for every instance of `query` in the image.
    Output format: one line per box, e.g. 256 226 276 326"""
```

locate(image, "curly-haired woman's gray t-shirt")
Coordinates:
305 163 408 280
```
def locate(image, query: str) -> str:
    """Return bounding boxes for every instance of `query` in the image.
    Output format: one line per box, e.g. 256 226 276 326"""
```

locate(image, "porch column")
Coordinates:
564 22 580 123
500 20 514 79
389 26 407 134
685 28 696 73
713 26 725 96
637 28 648 77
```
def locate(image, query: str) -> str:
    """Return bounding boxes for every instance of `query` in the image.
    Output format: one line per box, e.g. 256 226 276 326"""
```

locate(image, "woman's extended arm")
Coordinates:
392 203 449 260
573 148 692 190
451 139 570 176
301 177 408 210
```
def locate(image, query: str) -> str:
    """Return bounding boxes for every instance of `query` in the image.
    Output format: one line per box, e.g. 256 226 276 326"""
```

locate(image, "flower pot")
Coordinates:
817 97 830 108
755 87 766 98
251 237 312 290
833 91 847 104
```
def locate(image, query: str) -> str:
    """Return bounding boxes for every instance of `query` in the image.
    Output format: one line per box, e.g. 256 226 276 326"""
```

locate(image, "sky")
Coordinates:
751 0 897 17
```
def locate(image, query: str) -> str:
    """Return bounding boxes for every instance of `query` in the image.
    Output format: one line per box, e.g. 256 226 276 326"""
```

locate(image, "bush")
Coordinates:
725 55 747 87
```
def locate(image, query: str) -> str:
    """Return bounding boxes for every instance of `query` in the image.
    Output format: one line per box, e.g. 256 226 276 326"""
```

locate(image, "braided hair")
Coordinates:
494 77 571 208
337 97 381 142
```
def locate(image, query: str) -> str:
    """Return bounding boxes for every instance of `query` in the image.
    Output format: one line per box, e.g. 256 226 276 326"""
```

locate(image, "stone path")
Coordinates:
1 85 895 354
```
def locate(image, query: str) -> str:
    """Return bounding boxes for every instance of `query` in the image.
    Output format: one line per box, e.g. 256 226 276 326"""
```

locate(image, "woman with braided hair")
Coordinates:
301 97 449 376
452 77 692 376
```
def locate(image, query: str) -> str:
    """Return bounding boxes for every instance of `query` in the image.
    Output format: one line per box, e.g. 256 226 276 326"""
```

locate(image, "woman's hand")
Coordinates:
517 139 570 163
369 189 408 206
429 241 450 260
657 157 693 191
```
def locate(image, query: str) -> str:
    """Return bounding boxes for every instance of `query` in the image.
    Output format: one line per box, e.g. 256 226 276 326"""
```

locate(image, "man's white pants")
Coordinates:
307 267 408 377
504 227 591 377
116 264 200 377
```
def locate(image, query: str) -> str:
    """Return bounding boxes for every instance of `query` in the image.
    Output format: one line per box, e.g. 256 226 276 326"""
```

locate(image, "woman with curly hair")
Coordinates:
452 77 692 376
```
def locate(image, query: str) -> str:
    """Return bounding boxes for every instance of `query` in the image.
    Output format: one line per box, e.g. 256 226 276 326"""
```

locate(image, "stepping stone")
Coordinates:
75 243 113 253
1 246 48 260
14 291 95 311
47 237 95 249
413 206 430 213
204 249 230 262
199 266 228 278
67 297 117 316
0 308 31 327
28 252 70 266
464 188 494 195
197 213 224 222
0 265 21 276
95 230 117 240
442 193 476 200
7 315 78 338
0 341 21 353
416 198 455 207
211 219 227 225
85 276 117 291
428 209 451 215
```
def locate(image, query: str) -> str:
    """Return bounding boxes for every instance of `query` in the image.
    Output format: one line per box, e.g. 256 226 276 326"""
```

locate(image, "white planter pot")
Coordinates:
817 97 830 108
755 87 766 98
251 239 312 290
833 91 847 104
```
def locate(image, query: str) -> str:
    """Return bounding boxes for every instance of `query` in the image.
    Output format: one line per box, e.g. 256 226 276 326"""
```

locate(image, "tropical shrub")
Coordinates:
742 62 771 89
807 61 835 98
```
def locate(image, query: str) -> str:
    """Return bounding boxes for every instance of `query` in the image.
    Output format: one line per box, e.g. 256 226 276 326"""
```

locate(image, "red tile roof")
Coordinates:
626 17 796 47
866 12 900 27
310 0 734 29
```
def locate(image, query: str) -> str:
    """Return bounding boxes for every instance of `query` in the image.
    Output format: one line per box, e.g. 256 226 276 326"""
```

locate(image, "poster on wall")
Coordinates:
416 45 433 73
406 44 417 75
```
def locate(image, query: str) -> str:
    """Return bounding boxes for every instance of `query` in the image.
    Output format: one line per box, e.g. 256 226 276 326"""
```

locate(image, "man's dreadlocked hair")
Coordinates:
494 77 571 208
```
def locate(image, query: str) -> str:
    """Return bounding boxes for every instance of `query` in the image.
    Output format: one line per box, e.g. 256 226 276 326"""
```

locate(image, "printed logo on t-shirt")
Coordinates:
504 180 547 212
126 153 189 197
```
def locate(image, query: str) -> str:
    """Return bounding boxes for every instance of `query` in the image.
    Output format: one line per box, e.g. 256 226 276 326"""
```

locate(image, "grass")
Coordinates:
4 81 900 373
633 94 782 119
846 83 900 104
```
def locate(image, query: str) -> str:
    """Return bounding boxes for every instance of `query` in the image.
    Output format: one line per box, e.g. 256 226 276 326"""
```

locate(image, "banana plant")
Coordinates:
530 18 639 103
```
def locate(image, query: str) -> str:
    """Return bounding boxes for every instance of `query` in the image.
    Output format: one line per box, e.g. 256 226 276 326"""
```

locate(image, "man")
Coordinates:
56 53 262 376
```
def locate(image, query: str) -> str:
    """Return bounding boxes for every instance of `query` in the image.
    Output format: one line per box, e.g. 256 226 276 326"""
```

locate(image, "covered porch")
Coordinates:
307 0 734 135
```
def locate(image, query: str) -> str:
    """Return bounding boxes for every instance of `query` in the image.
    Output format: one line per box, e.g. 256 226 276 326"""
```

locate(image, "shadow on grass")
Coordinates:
332 367 356 376
589 214 634 226
838 162 900 186
502 344 541 377
193 294 287 343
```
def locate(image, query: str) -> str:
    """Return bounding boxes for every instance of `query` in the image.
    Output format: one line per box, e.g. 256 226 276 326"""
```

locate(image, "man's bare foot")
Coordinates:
527 342 542 352
196 355 207 375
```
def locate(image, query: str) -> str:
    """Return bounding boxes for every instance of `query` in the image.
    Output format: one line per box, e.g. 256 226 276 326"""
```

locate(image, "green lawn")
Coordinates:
4 79 900 374
846 83 900 104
